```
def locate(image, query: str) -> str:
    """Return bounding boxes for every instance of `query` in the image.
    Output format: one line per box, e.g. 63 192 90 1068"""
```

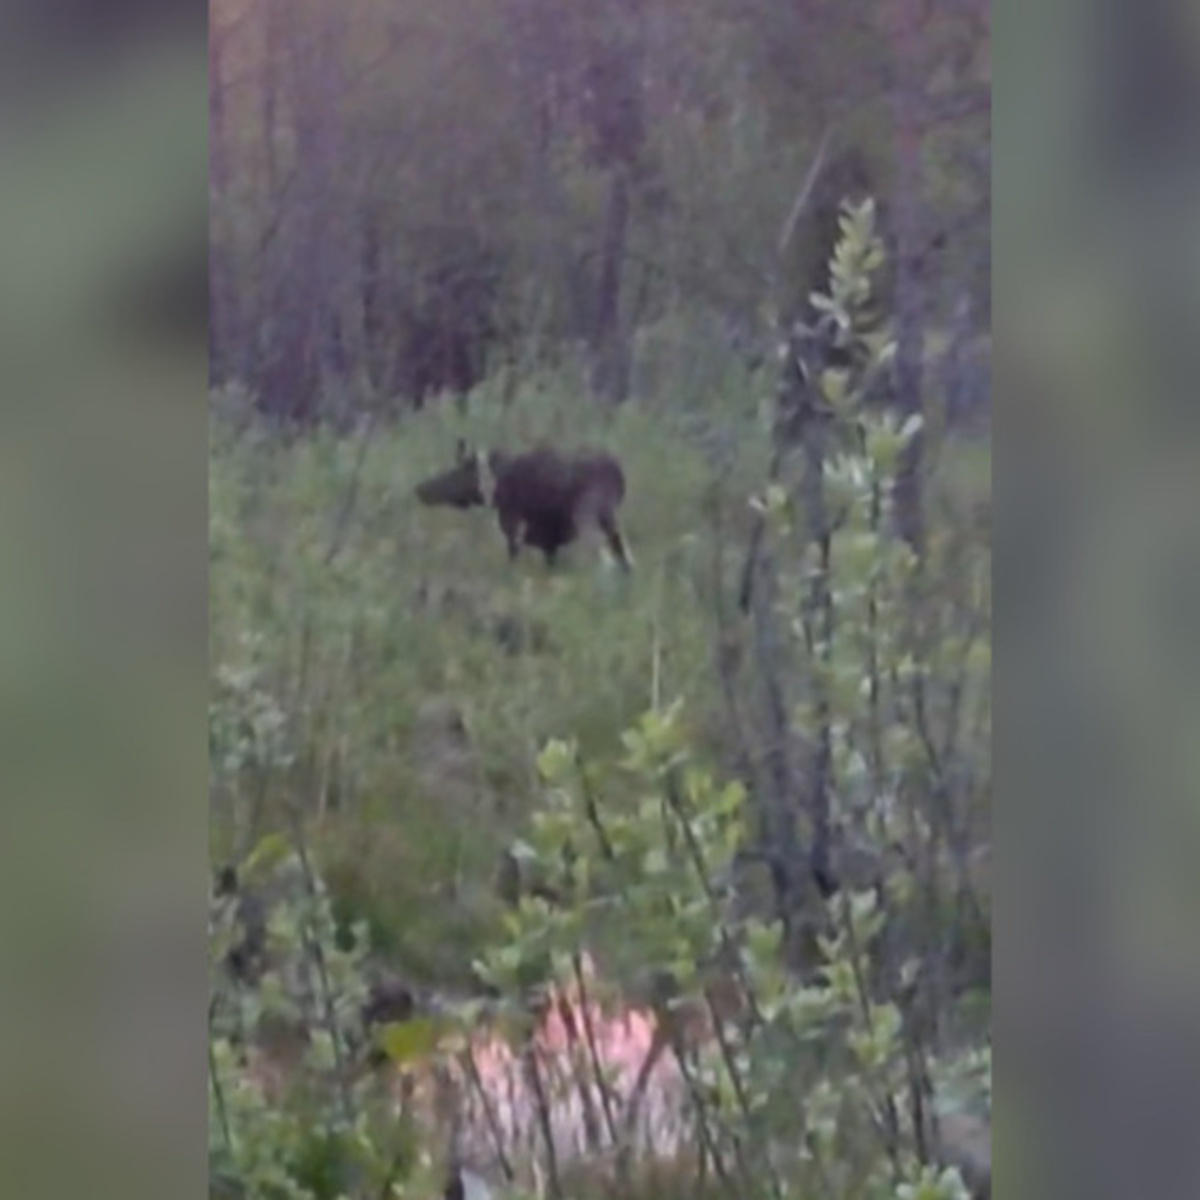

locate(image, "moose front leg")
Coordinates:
498 511 523 560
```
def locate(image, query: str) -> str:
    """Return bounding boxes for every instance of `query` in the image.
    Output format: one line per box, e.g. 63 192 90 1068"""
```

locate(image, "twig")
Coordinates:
522 1039 564 1200
283 807 356 1127
662 1038 739 1199
740 125 835 616
569 953 623 1152
832 888 903 1181
461 1047 516 1183
662 773 788 1200
736 437 789 615
208 995 237 1159
324 402 381 567
778 126 835 258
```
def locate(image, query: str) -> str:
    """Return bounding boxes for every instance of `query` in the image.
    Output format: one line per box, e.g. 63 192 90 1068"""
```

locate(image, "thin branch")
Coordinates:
460 1047 516 1183
283 806 356 1127
522 1039 564 1200
832 888 903 1181
208 995 237 1160
778 125 835 259
568 953 623 1152
324 403 381 567
736 437 790 615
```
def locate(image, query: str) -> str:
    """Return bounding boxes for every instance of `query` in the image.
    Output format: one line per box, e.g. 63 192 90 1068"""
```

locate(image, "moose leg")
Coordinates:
498 511 522 560
599 513 633 570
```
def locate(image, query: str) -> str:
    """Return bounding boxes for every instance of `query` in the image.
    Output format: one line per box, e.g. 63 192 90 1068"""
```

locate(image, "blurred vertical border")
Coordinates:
0 2 208 1199
0 0 1198 1194
1001 0 1200 1195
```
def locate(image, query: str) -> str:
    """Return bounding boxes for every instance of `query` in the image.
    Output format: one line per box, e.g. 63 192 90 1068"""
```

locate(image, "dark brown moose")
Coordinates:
415 440 632 570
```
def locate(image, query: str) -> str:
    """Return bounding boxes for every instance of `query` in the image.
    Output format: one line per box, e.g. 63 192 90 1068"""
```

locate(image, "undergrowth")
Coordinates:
209 200 991 1199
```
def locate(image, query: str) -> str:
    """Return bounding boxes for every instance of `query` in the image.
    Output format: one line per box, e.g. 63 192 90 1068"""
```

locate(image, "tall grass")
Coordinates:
210 357 989 989
210 367 775 982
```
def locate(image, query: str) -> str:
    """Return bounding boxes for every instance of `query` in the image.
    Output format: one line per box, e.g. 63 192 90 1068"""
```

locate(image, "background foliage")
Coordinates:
209 1 990 1196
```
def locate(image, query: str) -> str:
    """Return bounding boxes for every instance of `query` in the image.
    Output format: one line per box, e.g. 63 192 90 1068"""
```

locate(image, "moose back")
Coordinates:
415 441 632 569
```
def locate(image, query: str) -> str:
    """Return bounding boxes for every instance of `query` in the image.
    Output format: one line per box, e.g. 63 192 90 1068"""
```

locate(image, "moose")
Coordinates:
415 440 633 570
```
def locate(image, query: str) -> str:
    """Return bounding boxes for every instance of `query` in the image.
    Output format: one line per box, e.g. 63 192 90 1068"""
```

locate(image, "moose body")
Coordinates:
416 441 632 569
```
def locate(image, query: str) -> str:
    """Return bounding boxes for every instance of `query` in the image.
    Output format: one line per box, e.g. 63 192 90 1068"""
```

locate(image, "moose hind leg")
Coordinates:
599 512 633 570
539 529 564 568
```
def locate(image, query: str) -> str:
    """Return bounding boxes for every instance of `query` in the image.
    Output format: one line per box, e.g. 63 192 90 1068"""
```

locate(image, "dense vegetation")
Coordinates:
209 1 989 1196
210 0 989 423
210 207 990 1200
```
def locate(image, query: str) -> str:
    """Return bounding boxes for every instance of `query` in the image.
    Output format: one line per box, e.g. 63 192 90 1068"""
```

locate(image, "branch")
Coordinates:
777 125 835 259
323 402 381 567
283 807 356 1126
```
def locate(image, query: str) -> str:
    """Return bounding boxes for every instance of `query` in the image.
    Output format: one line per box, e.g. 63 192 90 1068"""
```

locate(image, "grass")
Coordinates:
210 371 774 981
209 363 990 990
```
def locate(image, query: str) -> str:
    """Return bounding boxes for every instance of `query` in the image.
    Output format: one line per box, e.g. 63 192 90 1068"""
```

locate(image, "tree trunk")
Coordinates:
886 0 930 554
590 167 632 403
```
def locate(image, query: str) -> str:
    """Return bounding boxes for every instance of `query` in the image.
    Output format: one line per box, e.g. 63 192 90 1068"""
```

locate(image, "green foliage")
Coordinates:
475 693 984 1199
209 200 990 1198
211 0 989 414
209 847 372 1046
896 1166 972 1200
209 844 436 1199
210 363 773 962
376 1016 453 1067
460 199 988 1197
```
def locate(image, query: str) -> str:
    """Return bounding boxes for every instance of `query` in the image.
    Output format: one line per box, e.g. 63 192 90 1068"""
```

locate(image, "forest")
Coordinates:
208 0 991 1197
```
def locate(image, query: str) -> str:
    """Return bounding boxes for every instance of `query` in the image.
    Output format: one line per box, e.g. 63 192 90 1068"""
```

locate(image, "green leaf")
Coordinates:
896 1165 972 1200
745 918 783 965
537 738 576 784
508 838 538 865
713 779 746 818
377 1016 446 1066
643 847 669 876
243 832 291 878
820 368 850 408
